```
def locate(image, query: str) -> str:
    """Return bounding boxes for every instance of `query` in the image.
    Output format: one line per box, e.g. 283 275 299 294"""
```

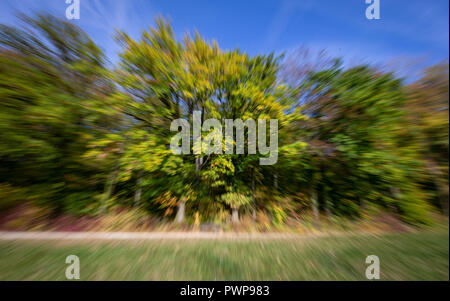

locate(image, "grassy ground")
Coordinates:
0 231 448 280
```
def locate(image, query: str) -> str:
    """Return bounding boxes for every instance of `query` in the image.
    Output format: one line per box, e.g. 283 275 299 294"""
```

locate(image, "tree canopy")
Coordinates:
0 14 448 226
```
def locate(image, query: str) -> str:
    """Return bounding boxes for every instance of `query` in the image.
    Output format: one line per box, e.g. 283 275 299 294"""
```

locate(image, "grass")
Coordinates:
0 231 448 280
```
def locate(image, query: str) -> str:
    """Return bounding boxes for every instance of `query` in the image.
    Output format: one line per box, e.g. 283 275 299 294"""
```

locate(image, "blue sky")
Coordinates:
1 0 448 76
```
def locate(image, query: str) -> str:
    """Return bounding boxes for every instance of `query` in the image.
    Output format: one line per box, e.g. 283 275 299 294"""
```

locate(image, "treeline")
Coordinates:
0 14 448 225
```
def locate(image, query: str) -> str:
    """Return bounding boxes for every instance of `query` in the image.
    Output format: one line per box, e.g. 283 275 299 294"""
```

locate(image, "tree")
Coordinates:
295 61 431 223
0 14 121 215
221 192 251 223
0 14 444 227
405 62 449 215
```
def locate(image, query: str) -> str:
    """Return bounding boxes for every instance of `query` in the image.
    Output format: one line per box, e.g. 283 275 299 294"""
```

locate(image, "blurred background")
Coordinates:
0 0 448 280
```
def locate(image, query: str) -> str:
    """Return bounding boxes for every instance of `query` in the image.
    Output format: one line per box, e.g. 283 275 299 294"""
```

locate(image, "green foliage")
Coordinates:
0 13 447 226
271 204 287 226
0 184 27 211
221 192 251 209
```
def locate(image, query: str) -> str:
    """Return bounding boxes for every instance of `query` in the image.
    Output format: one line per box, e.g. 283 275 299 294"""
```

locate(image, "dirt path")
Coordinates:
0 231 317 240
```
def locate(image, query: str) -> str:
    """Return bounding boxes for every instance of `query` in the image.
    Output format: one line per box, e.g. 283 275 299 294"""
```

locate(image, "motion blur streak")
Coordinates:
0 12 448 281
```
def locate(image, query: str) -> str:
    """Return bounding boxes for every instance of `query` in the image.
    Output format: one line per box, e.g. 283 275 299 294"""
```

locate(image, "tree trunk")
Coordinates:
357 194 366 211
389 187 401 214
232 207 239 223
311 190 320 223
325 205 332 220
101 170 117 213
175 201 186 223
274 169 278 191
425 160 449 215
134 170 143 208
252 170 256 220
195 157 204 171
324 188 332 220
